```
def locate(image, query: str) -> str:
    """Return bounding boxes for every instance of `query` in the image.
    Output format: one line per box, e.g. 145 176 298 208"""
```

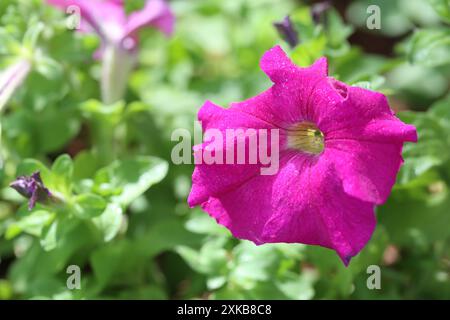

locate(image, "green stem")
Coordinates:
92 118 116 166
95 44 136 165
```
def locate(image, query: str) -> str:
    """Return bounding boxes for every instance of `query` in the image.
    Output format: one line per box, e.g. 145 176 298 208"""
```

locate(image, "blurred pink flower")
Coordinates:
188 46 417 265
0 59 31 111
47 0 174 54
47 0 175 103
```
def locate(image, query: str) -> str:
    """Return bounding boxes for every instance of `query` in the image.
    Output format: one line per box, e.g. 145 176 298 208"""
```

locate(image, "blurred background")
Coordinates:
0 0 449 299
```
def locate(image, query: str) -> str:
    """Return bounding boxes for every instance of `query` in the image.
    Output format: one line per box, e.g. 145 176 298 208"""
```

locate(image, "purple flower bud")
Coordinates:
273 16 299 49
311 1 332 24
10 172 53 210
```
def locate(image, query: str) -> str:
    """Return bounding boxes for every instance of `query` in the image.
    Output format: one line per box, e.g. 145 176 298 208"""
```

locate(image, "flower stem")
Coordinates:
101 45 136 105
96 45 136 165
92 118 116 166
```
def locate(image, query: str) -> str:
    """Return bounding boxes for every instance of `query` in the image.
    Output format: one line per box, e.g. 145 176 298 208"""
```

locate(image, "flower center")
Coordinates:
287 122 324 155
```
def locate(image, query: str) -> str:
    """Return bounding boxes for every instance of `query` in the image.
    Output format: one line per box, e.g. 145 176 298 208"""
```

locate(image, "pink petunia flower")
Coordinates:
47 0 174 54
47 0 175 103
188 46 417 265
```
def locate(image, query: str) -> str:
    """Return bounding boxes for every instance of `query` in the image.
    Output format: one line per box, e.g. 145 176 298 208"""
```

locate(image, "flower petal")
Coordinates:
47 0 127 42
188 47 416 266
327 118 418 143
315 83 417 143
188 101 281 207
260 45 327 83
230 89 286 128
258 46 329 125
125 0 175 37
309 83 417 204
326 139 405 205
201 152 376 265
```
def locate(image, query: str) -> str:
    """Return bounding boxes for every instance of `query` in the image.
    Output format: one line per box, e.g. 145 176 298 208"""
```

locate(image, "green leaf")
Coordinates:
380 187 450 245
427 0 450 23
291 33 327 67
37 106 80 154
346 0 414 37
72 194 107 220
176 238 228 276
73 151 98 182
9 226 95 296
34 56 63 80
92 203 123 242
351 75 385 90
16 159 49 177
40 216 79 251
80 99 125 125
5 210 55 239
135 219 202 259
0 28 21 55
397 111 450 185
90 241 128 290
290 7 316 41
229 243 280 290
93 156 168 207
0 280 13 300
407 28 450 67
185 209 230 235
276 273 316 300
22 21 44 50
429 94 450 126
325 9 353 49
51 154 73 196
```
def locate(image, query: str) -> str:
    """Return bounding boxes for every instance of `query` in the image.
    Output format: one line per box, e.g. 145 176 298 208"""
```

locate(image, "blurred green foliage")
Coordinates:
0 0 449 299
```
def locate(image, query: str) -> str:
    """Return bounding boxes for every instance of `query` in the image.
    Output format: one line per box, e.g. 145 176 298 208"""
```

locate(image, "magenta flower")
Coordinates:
47 0 175 103
47 0 174 54
188 46 417 265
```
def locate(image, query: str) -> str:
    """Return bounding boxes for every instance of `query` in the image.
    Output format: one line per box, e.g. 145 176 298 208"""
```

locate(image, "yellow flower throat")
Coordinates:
287 122 324 155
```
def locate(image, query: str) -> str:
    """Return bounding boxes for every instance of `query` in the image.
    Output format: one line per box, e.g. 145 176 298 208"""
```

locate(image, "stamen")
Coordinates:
287 122 324 155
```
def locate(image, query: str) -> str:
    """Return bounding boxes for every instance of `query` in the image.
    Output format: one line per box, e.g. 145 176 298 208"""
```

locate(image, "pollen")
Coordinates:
287 121 324 155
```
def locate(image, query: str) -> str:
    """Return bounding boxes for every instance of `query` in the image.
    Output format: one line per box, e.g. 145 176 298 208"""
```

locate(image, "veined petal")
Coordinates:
199 152 300 245
315 82 417 143
188 101 282 207
259 46 329 125
326 118 418 143
201 152 376 265
310 82 417 204
262 153 376 265
188 46 416 266
325 139 404 205
317 85 417 143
